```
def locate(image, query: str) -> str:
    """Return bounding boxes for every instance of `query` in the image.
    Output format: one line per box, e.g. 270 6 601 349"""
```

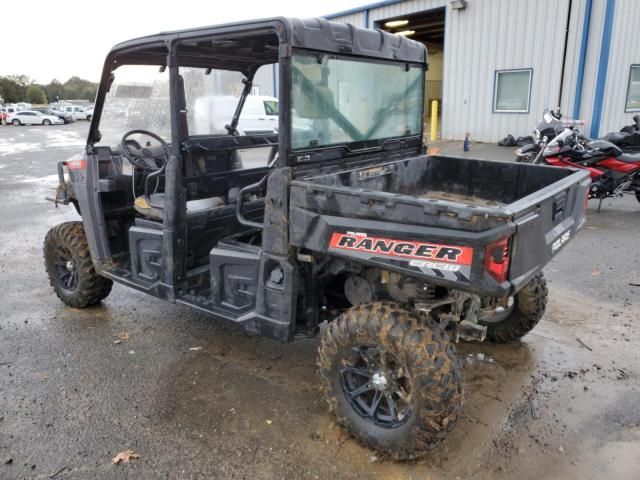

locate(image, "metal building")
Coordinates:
254 0 640 142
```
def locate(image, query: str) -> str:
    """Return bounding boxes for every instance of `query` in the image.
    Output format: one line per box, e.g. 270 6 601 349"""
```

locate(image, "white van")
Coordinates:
192 95 278 135
1 106 20 117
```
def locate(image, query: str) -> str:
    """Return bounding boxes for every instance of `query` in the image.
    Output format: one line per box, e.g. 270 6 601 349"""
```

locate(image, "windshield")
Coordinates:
97 65 171 147
290 53 423 151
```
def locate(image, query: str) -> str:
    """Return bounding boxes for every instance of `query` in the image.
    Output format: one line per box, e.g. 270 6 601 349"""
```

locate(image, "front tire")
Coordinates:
479 272 548 343
318 302 463 459
43 119 51 126
44 222 113 308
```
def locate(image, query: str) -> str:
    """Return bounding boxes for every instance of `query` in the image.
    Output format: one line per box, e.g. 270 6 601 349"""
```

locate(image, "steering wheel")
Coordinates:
120 130 170 171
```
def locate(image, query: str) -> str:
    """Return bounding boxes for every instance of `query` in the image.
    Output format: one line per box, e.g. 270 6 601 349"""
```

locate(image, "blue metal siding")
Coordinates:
590 0 616 138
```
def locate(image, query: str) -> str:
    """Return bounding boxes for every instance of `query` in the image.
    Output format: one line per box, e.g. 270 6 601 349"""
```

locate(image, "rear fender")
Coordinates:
516 143 540 155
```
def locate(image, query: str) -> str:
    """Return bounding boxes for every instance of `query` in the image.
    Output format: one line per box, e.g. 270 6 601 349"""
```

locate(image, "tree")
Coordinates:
26 85 47 104
63 76 98 101
0 77 21 103
44 79 64 103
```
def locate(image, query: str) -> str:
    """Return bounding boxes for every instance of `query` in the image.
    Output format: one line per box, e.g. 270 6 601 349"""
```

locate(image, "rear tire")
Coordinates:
318 302 463 459
479 273 548 343
12 119 20 126
44 222 113 308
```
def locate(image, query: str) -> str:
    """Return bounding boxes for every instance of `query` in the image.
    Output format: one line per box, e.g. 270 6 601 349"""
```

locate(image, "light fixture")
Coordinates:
395 30 415 37
451 0 467 10
384 19 409 28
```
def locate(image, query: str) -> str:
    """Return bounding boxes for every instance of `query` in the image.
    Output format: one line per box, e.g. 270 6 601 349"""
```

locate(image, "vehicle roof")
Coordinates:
109 16 426 66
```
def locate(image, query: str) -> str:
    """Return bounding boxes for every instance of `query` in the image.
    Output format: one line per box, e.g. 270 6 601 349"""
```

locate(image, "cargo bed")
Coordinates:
290 155 591 297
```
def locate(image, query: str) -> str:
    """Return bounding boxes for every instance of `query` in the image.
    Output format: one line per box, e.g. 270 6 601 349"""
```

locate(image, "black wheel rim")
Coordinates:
52 246 78 291
340 345 412 429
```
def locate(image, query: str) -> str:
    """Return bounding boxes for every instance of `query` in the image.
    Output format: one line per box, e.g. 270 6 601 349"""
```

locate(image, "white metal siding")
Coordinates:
253 64 275 97
327 0 638 141
328 12 366 27
599 0 640 135
367 0 447 25
441 0 574 141
559 0 588 121
573 0 606 137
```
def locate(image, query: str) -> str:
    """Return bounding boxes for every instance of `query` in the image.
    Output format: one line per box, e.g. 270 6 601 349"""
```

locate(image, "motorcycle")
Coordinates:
601 114 640 153
538 127 640 211
514 108 567 164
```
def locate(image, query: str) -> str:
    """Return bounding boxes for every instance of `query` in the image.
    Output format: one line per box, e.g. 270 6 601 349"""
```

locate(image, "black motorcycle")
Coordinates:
601 114 640 153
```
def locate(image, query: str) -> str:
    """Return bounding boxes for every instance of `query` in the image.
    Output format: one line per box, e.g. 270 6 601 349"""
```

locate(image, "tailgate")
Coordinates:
289 182 515 297
508 167 591 291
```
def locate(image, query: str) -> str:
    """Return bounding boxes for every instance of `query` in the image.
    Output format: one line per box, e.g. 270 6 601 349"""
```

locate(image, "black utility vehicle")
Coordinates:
44 18 590 459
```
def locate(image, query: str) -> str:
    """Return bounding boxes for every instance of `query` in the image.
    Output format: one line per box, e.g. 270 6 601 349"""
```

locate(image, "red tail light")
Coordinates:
584 188 590 213
485 237 511 283
67 158 87 170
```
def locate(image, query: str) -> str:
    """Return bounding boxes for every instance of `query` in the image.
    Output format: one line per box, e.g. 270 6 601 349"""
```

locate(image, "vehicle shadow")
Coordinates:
151 312 538 478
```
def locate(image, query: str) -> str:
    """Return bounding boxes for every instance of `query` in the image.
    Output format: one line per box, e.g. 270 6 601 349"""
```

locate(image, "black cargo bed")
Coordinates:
289 155 590 296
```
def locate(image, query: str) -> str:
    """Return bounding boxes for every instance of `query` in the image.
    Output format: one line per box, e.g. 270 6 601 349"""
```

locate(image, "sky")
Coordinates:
0 0 367 84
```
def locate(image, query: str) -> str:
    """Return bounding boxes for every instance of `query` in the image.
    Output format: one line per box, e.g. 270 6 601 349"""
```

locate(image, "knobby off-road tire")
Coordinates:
318 302 463 459
480 272 548 343
44 221 113 307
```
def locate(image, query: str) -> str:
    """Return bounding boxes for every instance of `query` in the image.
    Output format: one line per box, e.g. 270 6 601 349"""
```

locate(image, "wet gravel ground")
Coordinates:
0 122 639 479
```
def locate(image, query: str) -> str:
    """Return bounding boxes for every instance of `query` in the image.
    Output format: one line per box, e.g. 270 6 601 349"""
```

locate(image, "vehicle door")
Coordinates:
21 112 37 124
238 97 263 133
32 112 45 124
262 98 278 130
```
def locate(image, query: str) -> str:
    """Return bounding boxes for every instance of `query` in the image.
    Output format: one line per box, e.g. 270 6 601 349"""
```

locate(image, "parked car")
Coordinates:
33 108 74 124
60 105 91 121
8 111 64 126
84 107 94 121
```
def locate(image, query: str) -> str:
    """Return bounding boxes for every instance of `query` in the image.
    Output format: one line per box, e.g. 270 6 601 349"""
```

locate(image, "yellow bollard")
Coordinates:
430 100 438 142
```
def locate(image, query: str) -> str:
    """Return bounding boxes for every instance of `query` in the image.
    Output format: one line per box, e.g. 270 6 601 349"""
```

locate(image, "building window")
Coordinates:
626 65 640 112
493 69 532 113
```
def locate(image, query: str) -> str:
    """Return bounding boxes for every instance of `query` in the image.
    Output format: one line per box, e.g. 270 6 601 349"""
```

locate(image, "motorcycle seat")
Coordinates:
617 152 640 164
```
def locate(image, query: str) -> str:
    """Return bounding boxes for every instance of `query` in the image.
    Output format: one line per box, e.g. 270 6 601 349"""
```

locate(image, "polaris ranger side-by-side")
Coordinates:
44 18 590 459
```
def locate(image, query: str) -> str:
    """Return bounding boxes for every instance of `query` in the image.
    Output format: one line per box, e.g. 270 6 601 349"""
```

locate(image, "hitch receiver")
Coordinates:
455 320 487 342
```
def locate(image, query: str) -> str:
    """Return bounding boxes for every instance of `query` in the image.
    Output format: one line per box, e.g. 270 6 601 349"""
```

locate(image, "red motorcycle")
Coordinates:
536 127 640 211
